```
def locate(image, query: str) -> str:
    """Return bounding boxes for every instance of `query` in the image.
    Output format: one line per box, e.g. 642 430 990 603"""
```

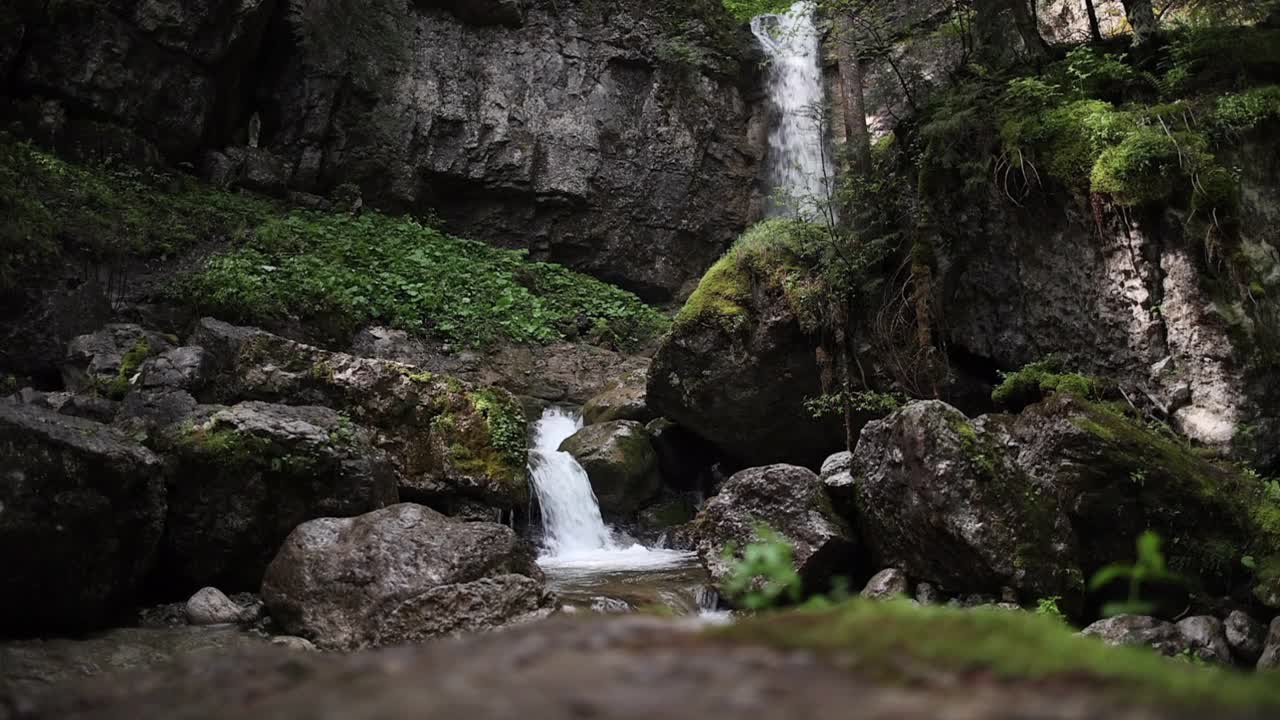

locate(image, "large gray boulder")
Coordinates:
582 368 655 426
0 404 166 633
158 401 398 592
190 318 529 514
62 324 174 397
559 421 661 516
852 401 1083 605
1226 610 1267 666
692 464 856 594
261 504 553 650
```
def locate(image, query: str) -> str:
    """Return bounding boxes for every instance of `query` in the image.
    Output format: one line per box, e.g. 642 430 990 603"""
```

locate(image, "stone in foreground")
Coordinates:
261 503 553 650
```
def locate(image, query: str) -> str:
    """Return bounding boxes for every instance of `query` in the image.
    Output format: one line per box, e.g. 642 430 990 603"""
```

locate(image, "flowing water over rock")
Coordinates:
752 1 831 219
527 407 709 614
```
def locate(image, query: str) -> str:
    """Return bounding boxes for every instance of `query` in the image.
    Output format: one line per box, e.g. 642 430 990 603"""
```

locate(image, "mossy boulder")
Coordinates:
647 223 844 468
0 403 166 634
691 464 856 596
851 395 1280 610
158 401 398 593
62 324 174 400
189 318 528 513
559 420 661 516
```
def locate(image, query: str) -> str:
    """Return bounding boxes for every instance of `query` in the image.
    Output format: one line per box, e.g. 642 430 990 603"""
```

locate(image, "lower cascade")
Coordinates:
527 406 692 574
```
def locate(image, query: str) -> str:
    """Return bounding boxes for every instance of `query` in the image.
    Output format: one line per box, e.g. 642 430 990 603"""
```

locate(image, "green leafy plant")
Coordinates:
1035 596 1066 621
721 525 803 610
1090 531 1184 617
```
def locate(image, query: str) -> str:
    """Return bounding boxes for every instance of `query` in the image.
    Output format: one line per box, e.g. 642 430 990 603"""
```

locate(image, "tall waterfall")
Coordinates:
527 407 692 573
751 1 831 219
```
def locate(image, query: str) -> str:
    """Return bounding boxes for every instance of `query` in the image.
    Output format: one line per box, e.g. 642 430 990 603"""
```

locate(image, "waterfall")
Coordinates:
751 1 831 219
527 406 614 556
527 407 693 572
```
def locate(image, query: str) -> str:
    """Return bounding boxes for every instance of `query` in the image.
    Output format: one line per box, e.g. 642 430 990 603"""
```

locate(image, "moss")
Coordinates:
673 253 752 332
715 600 1280 709
102 338 154 400
434 389 529 500
992 359 1101 411
1068 400 1280 597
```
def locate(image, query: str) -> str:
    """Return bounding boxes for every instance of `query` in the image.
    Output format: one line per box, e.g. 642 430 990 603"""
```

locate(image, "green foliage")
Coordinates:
717 600 1280 709
805 389 903 418
0 135 272 290
1062 46 1139 99
720 0 792 22
468 388 527 471
104 338 152 400
182 211 667 349
1089 531 1184 617
1209 85 1280 139
1035 596 1066 621
991 358 1101 410
721 525 804 610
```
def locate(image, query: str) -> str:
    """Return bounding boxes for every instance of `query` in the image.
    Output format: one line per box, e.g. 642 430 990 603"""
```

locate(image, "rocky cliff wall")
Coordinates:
1 0 764 299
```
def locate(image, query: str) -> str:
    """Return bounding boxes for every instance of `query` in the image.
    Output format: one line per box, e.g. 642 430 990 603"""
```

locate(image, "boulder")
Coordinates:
692 464 856 594
862 569 910 600
158 401 398 592
185 588 252 626
819 451 856 519
647 248 844 468
1081 615 1190 657
1258 617 1280 670
1225 610 1266 666
62 324 174 397
559 421 661 516
0 404 165 633
138 346 212 392
915 582 945 605
852 401 1083 605
19 390 119 424
190 318 529 513
1175 616 1233 665
582 368 655 425
261 504 553 650
851 396 1280 608
645 418 720 493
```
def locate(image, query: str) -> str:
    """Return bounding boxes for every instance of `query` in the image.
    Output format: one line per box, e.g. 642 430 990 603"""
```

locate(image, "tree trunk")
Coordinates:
1121 0 1158 45
1009 0 1048 61
834 11 872 177
1084 0 1103 42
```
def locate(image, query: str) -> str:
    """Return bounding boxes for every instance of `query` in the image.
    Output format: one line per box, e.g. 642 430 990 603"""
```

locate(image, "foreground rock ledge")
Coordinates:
9 603 1280 720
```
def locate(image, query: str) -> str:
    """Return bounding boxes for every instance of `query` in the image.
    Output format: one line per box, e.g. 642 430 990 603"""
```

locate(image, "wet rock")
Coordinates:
1175 616 1232 664
852 401 1083 605
139 346 211 392
261 503 552 650
1225 610 1266 665
819 451 856 519
185 588 252 626
862 569 910 600
559 421 661 516
692 464 856 594
0 404 165 634
1081 615 1190 657
582 368 655 425
158 401 398 592
191 318 529 513
915 582 945 605
62 324 174 396
1258 618 1280 670
270 636 318 652
637 495 697 532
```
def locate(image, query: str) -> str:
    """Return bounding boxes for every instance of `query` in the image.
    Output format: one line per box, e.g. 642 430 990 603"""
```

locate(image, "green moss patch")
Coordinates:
716 600 1280 710
992 358 1102 410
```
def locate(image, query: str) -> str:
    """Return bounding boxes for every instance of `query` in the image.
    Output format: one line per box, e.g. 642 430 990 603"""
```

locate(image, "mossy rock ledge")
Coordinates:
850 396 1280 610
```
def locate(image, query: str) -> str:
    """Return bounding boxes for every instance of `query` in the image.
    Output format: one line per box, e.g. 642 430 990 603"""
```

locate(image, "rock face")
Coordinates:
157 401 398 592
559 421 662 516
4 1 761 298
852 401 1083 604
582 368 655 425
191 318 529 514
850 396 1280 608
261 504 553 650
692 464 856 593
1081 615 1191 657
1226 610 1267 666
0 404 166 633
647 257 844 468
160 399 399 591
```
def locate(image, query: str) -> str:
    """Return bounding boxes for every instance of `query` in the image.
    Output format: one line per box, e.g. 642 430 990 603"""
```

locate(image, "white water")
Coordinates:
527 407 693 574
751 1 831 219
